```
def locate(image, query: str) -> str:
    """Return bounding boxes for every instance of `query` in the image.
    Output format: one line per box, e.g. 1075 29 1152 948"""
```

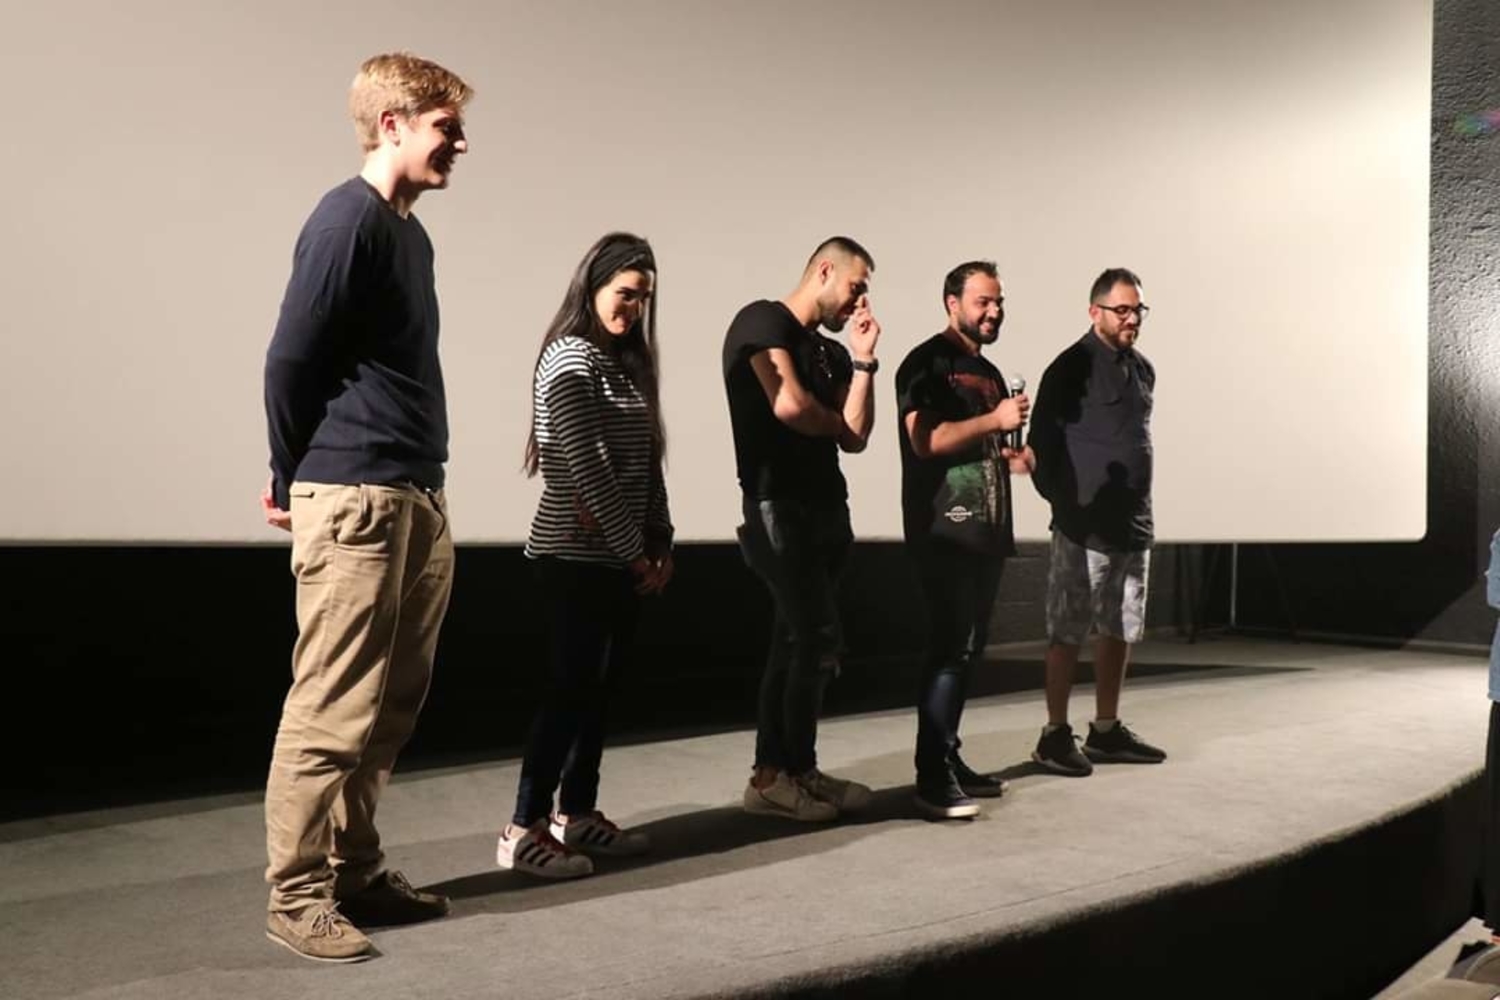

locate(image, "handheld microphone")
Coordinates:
1006 375 1026 451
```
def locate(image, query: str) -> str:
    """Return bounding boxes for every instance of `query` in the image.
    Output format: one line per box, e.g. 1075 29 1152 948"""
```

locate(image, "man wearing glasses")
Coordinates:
1027 268 1166 776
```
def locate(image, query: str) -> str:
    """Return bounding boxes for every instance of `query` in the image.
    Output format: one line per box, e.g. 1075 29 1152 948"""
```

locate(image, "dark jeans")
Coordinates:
511 557 638 827
737 498 852 776
913 539 1005 786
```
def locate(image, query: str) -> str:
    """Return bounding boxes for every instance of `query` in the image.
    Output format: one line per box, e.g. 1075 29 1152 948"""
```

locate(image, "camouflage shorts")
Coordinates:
1045 532 1151 644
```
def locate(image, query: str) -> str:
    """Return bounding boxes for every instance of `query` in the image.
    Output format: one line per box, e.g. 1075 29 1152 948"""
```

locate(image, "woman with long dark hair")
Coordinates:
496 232 673 879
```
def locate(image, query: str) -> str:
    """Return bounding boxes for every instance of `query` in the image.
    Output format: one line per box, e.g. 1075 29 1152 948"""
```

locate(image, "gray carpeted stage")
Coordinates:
1 638 1487 999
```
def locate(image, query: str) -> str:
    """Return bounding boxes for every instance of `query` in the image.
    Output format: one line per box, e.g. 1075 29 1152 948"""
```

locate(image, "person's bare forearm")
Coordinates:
839 371 875 452
921 411 1001 458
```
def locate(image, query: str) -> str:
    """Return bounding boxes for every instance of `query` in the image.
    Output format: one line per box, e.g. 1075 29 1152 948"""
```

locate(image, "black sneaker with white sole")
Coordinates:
1083 721 1166 764
914 772 981 819
950 753 1007 798
1032 723 1094 777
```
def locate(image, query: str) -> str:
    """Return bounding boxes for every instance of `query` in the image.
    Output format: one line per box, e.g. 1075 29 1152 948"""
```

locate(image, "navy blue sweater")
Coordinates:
264 178 448 510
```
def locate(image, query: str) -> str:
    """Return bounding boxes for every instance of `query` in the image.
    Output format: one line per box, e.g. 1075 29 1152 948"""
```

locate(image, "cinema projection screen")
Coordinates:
0 0 1429 544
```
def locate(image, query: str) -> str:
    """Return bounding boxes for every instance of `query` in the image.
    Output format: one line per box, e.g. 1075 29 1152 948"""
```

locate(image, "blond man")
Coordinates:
259 52 471 963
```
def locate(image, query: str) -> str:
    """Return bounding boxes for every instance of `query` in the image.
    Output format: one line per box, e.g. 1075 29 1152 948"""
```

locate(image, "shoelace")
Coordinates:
1112 724 1153 749
307 907 347 939
779 782 816 807
1094 723 1136 744
1044 730 1085 755
795 775 835 803
385 871 417 897
1040 727 1084 751
952 760 996 783
755 776 809 804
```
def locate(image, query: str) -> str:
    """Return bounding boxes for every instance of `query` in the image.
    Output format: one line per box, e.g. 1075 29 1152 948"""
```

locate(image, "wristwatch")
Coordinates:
851 357 879 374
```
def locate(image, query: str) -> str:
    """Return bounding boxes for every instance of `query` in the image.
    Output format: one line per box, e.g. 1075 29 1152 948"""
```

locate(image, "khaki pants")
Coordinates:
265 482 454 912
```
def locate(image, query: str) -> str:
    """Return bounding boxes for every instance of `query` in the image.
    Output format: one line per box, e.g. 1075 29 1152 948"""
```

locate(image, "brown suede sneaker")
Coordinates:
338 870 450 927
266 902 373 963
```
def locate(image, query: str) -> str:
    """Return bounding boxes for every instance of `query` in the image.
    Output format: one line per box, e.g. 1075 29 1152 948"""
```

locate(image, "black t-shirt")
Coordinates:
722 300 851 503
895 333 1017 554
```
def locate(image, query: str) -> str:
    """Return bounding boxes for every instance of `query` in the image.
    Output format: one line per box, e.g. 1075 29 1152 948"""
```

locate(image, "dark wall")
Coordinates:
1238 0 1500 645
0 537 1191 821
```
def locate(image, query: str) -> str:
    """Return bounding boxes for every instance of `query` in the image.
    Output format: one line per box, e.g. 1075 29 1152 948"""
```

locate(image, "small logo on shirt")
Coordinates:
944 506 975 523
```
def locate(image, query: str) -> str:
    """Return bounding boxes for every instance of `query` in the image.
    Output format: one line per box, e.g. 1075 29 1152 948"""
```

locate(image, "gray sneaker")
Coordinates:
743 771 838 822
798 768 873 812
266 902 373 963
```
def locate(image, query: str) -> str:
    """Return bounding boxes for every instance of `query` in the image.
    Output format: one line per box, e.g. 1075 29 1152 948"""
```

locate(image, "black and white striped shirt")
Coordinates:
526 336 672 565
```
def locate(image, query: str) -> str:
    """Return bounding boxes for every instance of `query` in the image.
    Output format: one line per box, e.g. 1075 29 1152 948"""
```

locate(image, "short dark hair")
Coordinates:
943 260 998 308
806 235 875 273
1090 267 1143 303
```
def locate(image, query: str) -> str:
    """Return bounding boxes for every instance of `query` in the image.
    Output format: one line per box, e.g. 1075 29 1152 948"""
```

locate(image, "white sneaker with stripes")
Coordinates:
550 811 649 857
496 821 594 879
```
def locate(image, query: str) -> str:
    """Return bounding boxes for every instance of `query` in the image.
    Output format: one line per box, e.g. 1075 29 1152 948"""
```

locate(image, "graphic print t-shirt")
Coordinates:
895 333 1017 554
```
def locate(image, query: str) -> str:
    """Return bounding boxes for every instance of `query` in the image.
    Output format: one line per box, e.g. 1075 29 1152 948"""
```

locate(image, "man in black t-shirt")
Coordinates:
723 236 881 822
897 261 1033 819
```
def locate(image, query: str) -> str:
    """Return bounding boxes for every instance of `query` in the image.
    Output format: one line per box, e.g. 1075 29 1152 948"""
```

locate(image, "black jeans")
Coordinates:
737 498 852 776
913 539 1005 787
511 557 638 827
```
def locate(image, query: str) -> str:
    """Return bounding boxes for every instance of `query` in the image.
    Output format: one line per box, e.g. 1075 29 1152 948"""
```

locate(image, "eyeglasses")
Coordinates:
1096 303 1150 320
